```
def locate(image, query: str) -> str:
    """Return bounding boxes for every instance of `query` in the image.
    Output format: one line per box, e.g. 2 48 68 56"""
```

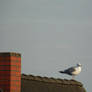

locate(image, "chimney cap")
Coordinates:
0 52 21 57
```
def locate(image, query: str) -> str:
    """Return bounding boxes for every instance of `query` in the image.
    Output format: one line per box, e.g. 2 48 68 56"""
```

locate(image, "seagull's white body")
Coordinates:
59 63 82 79
72 66 81 75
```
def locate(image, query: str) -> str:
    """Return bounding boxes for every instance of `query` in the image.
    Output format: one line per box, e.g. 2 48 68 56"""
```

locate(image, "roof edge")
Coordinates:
21 74 83 87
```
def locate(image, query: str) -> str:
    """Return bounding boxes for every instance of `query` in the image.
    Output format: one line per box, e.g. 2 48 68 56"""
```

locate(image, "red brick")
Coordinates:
0 52 21 92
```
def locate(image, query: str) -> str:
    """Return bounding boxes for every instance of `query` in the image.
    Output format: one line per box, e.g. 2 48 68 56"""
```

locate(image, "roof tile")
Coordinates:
21 74 83 87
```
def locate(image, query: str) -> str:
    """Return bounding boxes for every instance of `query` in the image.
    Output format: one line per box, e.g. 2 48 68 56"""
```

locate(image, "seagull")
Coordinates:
59 63 82 79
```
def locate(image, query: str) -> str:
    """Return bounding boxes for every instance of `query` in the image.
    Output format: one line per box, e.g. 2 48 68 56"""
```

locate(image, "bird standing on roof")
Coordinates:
59 63 82 79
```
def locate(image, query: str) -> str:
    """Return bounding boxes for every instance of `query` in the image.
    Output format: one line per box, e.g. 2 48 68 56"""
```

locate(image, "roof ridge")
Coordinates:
21 74 83 87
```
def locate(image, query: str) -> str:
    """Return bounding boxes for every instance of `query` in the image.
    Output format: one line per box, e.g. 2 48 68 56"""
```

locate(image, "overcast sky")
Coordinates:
0 0 92 92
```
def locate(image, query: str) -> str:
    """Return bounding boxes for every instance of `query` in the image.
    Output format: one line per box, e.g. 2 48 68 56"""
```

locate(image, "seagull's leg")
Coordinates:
72 75 74 80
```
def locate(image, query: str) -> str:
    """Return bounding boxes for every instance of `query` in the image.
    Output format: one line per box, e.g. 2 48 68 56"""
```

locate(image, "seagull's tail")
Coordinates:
59 71 65 73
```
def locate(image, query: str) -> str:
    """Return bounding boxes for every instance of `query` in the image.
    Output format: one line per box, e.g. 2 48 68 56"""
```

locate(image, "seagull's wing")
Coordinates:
64 67 76 75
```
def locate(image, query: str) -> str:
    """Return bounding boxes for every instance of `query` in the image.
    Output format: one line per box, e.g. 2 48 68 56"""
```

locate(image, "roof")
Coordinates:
21 74 86 92
21 74 82 86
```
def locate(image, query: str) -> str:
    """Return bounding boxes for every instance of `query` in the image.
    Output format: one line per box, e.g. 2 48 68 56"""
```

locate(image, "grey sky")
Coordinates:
0 0 92 92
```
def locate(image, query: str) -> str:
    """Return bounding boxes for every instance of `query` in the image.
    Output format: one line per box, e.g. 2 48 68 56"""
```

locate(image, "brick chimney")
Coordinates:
0 52 21 92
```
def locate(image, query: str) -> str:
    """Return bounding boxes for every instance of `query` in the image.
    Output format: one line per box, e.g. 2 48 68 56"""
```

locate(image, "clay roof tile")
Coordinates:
21 74 83 87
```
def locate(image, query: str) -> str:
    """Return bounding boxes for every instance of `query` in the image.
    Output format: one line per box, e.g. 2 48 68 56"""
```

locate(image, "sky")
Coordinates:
0 0 92 92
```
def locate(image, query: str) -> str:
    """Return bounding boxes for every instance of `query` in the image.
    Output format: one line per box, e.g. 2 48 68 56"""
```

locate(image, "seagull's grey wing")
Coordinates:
64 67 76 75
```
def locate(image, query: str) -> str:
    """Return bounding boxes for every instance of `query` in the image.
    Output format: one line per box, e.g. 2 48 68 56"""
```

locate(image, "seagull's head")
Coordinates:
77 63 82 67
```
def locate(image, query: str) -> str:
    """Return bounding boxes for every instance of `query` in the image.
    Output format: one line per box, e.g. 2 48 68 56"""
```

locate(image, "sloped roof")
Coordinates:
21 74 86 92
21 74 82 86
